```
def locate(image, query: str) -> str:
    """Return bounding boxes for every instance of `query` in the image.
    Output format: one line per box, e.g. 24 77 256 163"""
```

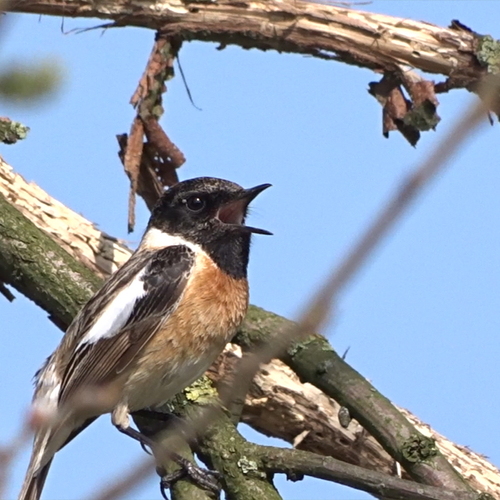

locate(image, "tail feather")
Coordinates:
18 417 95 500
18 426 55 500
18 460 53 500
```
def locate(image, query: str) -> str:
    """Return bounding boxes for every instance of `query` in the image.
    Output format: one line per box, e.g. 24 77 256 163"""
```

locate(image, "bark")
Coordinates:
0 174 101 327
9 0 495 87
12 0 500 147
279 333 470 490
0 158 131 278
1 157 500 498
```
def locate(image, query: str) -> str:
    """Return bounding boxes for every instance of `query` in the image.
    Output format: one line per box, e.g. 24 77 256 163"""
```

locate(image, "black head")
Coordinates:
147 177 271 278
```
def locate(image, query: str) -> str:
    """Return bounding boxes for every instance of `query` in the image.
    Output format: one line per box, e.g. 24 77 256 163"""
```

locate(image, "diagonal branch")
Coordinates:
99 380 487 500
181 384 481 500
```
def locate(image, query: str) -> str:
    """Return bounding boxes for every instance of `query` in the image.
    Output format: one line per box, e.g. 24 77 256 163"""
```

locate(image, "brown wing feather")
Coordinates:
58 245 194 405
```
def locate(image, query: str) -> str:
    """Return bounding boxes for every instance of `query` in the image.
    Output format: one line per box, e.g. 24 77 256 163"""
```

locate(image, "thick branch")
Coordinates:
165 379 480 500
9 0 492 87
0 159 131 277
174 381 482 500
237 319 470 492
0 191 101 326
174 382 284 500
285 335 461 487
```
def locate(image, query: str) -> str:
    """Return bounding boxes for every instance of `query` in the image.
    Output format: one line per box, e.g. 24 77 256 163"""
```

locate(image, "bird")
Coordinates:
19 176 272 500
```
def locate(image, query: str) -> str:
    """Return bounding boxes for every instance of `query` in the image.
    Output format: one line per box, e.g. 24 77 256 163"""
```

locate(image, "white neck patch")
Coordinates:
139 227 203 254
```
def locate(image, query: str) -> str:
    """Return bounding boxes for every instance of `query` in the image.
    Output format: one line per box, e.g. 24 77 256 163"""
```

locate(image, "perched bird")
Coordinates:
19 177 271 500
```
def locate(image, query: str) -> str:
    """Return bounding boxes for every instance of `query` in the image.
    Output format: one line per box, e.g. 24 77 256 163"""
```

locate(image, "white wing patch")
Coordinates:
77 269 147 348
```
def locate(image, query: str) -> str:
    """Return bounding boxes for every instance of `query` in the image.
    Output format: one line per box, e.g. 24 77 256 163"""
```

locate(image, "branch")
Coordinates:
141 377 480 500
11 1 498 145
1 158 499 498
120 33 183 232
258 446 482 500
9 0 488 80
0 117 29 144
172 380 285 500
0 157 131 279
0 185 101 327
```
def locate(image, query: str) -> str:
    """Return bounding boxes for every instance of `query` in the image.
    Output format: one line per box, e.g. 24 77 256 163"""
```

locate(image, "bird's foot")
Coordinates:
159 460 221 499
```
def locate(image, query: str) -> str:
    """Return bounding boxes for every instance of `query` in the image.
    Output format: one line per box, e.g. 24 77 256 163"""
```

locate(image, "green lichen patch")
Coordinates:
401 434 438 463
477 35 500 75
404 100 440 132
0 119 30 144
287 334 333 359
237 457 266 479
183 376 218 405
0 195 102 327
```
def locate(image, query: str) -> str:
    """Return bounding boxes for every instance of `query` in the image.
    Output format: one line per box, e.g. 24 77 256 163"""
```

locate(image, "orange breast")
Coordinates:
124 251 249 408
174 251 249 348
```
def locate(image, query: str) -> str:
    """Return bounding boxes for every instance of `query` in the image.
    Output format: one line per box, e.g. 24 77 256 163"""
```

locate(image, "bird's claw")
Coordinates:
140 441 153 455
159 461 221 499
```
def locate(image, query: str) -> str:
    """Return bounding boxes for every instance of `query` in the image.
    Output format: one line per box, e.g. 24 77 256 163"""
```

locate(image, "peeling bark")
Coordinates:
0 157 131 278
9 1 498 143
121 34 182 231
9 0 486 82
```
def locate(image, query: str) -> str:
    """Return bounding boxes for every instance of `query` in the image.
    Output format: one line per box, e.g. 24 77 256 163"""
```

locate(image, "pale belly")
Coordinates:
123 340 227 411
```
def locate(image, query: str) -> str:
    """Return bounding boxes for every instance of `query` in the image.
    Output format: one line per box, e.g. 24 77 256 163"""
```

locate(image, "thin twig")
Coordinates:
85 457 154 500
260 445 480 500
176 54 202 111
62 21 118 35
0 420 32 500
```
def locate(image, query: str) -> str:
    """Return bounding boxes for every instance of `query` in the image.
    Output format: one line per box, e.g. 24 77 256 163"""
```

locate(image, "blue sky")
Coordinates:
1 2 500 499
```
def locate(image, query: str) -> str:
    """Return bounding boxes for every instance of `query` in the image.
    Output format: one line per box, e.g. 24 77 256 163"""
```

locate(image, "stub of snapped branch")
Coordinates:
0 118 30 144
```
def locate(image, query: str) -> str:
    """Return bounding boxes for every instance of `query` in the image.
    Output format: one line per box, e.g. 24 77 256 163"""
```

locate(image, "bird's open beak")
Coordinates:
217 183 272 235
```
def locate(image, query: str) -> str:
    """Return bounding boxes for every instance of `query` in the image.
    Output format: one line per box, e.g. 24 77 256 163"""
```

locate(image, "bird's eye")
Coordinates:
185 196 206 212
